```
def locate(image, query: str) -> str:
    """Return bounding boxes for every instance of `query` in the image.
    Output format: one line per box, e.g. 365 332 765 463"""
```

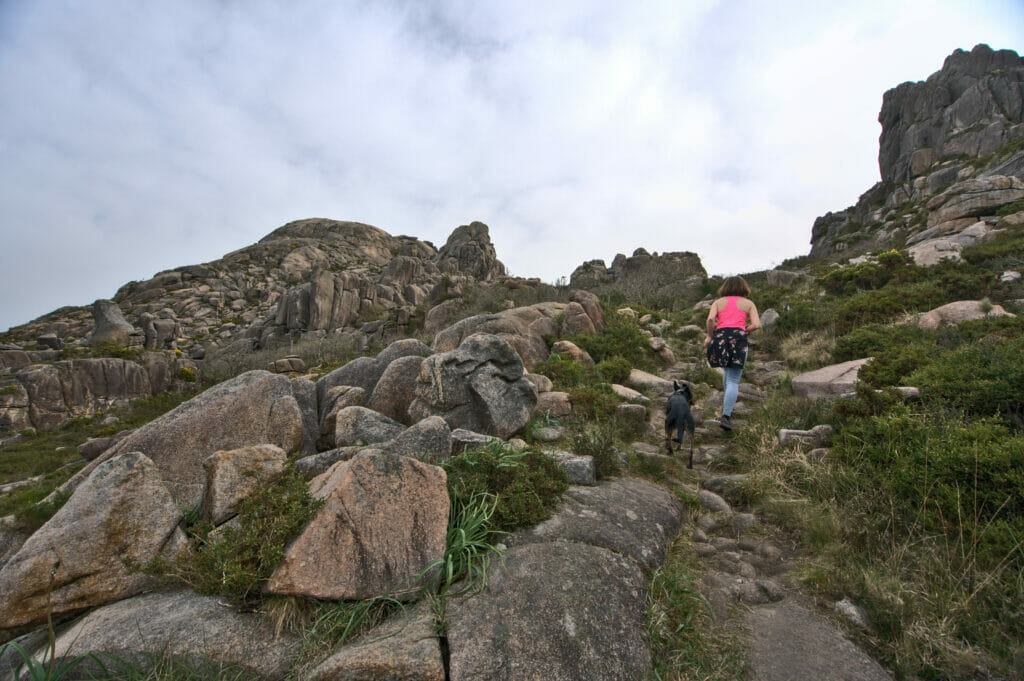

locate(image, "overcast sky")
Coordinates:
1 1 1022 331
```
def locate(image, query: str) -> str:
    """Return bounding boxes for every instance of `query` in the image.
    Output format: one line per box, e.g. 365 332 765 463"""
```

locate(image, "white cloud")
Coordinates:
1 0 1022 330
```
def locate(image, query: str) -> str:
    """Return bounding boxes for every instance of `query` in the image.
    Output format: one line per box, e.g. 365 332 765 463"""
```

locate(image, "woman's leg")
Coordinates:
722 365 743 417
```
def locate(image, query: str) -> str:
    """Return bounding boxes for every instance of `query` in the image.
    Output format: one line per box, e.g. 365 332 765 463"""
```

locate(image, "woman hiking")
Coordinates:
704 276 760 430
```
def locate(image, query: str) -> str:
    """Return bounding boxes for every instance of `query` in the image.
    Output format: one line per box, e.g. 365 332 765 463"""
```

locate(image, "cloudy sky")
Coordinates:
1 1 1022 331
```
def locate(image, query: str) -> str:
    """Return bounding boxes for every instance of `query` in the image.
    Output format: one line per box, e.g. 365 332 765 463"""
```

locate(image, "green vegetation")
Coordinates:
441 440 569 533
160 468 323 607
646 537 747 681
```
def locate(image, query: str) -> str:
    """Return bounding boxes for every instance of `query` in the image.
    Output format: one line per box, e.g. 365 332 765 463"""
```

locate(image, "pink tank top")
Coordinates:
716 297 748 330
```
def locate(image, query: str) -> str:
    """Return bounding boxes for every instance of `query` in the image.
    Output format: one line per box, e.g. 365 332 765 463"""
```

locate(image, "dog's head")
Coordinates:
671 380 693 404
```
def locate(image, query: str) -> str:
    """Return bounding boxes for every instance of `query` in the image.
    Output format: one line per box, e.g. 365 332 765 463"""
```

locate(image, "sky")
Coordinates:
1 1 1022 331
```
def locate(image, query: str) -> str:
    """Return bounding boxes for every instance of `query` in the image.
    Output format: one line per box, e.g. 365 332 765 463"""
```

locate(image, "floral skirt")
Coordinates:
706 328 748 368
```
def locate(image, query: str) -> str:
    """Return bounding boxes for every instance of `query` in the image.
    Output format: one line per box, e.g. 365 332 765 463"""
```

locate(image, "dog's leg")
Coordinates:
687 429 694 469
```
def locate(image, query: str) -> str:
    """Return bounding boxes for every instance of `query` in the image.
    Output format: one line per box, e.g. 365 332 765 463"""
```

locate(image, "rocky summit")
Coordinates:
810 44 1024 262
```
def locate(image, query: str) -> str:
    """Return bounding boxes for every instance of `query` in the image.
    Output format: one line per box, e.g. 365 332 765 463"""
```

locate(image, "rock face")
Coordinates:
447 541 649 681
516 477 683 566
810 45 1024 259
267 451 448 600
569 248 707 302
307 600 444 681
82 370 309 506
409 333 537 439
45 590 300 680
879 45 1024 186
0 451 187 629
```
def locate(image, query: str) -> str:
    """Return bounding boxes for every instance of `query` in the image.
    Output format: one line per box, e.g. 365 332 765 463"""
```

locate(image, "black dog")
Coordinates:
665 380 696 469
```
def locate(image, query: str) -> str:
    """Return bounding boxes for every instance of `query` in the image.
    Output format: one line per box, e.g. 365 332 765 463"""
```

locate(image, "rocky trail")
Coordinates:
650 356 893 681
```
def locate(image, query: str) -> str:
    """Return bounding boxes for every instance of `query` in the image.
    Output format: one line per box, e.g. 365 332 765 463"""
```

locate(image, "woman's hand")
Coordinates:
703 335 711 347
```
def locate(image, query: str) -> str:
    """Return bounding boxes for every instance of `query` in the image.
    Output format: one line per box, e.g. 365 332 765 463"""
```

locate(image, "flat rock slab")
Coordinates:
792 359 871 400
513 477 684 568
447 541 648 681
746 603 893 681
45 589 300 680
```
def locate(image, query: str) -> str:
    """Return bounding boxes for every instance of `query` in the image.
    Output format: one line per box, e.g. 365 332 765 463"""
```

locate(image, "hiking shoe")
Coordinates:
719 415 733 431
671 437 682 443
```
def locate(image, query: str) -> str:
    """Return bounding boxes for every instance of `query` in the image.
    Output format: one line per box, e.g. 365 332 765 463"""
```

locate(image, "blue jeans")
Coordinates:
722 350 747 417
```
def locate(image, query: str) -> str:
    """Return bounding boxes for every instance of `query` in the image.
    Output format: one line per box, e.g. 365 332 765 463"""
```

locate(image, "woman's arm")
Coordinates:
704 299 719 346
745 301 761 332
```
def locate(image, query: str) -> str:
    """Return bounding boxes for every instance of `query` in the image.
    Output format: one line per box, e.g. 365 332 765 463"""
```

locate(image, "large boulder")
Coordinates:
917 299 1015 330
44 590 300 680
514 477 684 568
791 359 872 400
409 334 537 439
375 415 452 464
316 340 431 415
201 444 288 525
73 370 309 507
366 355 424 424
431 302 600 370
317 385 366 450
333 406 406 447
267 451 448 600
447 541 649 681
0 452 187 629
87 299 138 347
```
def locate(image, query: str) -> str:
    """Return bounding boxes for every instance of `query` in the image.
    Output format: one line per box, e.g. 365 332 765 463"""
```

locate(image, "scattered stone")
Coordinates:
835 597 872 631
525 372 553 393
702 473 750 495
409 333 538 439
733 512 757 534
376 415 452 464
293 446 363 479
778 425 834 447
318 385 367 449
610 383 649 403
615 403 648 436
692 528 709 543
546 450 596 486
450 428 496 455
269 355 306 373
808 447 830 462
693 542 718 557
1001 270 1022 282
366 354 425 425
87 299 139 347
531 425 565 442
550 340 595 367
697 489 733 516
623 369 673 396
536 391 572 417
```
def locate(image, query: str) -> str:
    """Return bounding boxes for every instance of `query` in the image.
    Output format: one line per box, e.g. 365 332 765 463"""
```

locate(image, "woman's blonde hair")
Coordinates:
718 276 751 297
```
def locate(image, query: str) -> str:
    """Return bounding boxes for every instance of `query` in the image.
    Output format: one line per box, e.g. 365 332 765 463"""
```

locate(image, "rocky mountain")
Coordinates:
2 219 507 359
810 44 1024 264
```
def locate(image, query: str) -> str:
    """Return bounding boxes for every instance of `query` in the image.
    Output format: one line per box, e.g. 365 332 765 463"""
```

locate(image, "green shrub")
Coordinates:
92 342 142 360
857 344 938 388
831 323 930 363
595 355 632 383
570 315 655 369
996 197 1024 217
908 337 1024 428
533 354 593 389
442 441 568 533
169 468 323 606
567 383 622 420
176 366 197 382
571 422 621 479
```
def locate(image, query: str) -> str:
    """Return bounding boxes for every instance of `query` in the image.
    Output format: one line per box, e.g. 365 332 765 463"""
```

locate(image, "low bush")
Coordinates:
595 355 632 383
442 441 568 533
569 314 656 369
166 468 323 607
908 336 1024 428
570 421 621 479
